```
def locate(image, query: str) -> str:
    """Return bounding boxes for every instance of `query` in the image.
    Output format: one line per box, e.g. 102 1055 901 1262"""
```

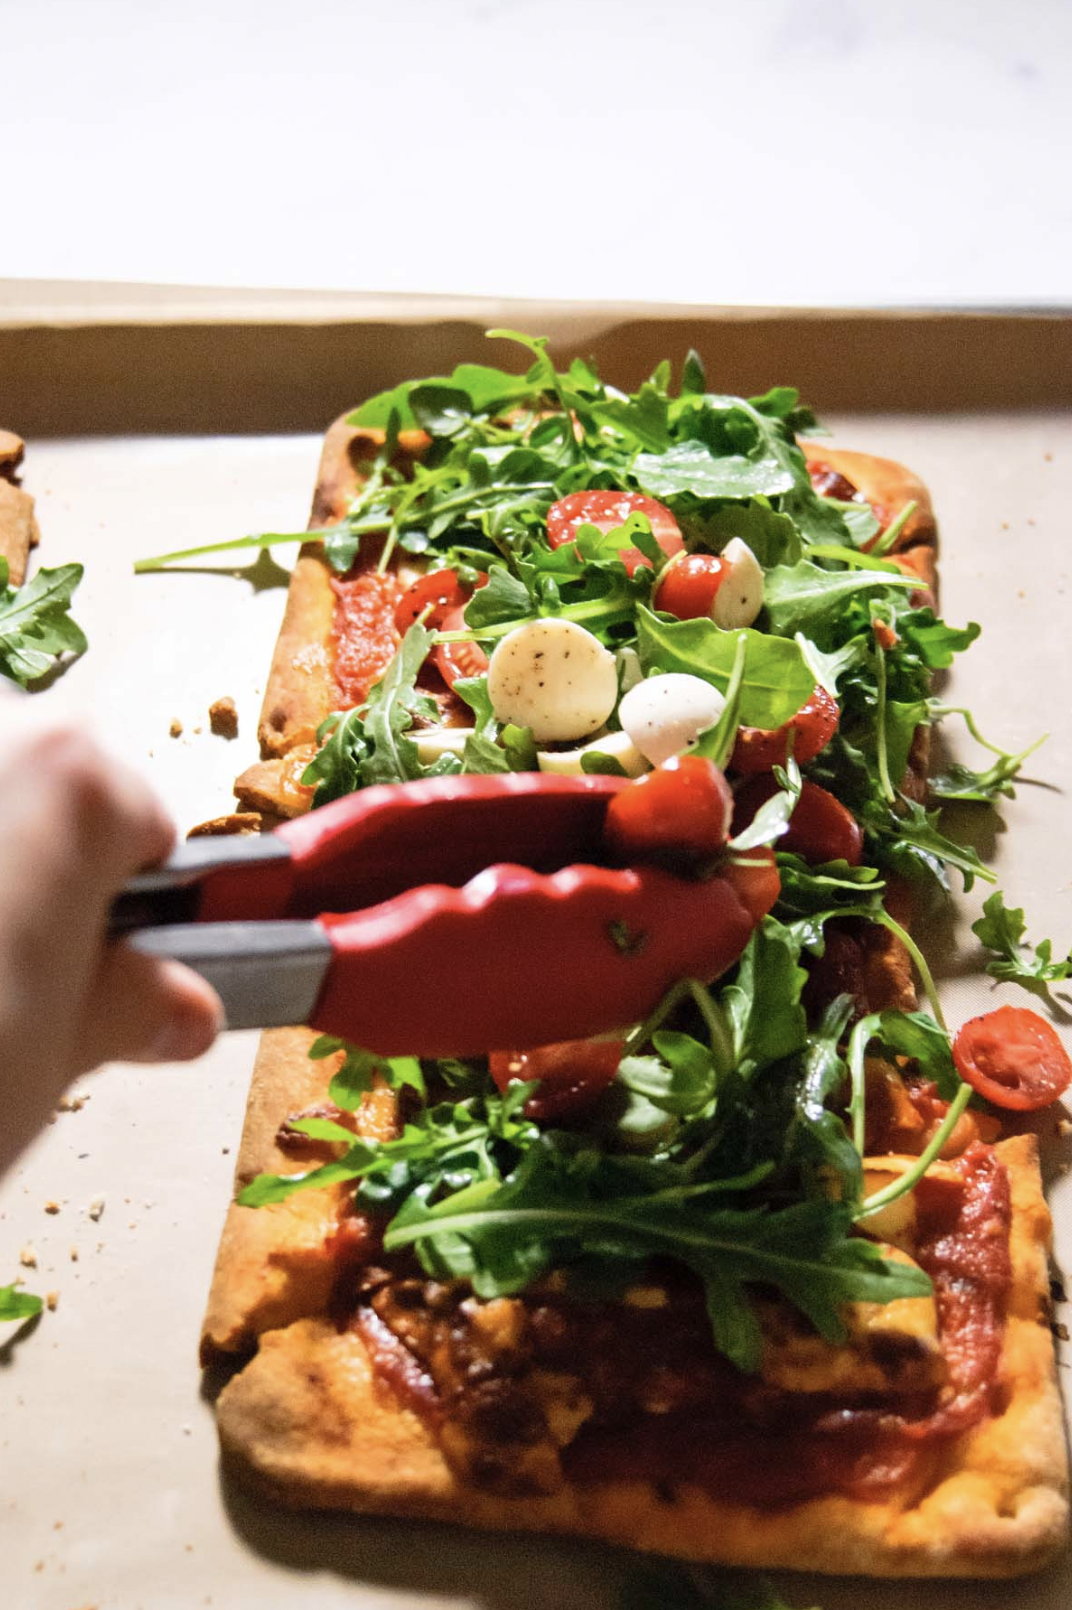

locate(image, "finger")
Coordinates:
74 944 224 1073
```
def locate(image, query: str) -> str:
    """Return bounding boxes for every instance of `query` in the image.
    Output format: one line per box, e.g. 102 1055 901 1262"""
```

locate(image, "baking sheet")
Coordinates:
1 304 1070 1610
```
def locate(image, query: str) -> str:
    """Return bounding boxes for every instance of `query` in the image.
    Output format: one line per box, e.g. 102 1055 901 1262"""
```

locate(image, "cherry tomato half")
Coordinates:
952 1005 1072 1112
394 568 473 633
490 1037 625 1122
546 489 684 577
733 776 863 866
433 604 491 689
652 552 729 620
603 753 734 869
730 684 840 774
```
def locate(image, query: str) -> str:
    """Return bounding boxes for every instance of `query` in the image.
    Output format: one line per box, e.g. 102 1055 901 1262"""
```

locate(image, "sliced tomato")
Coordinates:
733 776 863 866
546 489 684 577
730 684 840 774
952 1005 1072 1112
433 604 491 689
652 552 729 620
394 568 475 633
603 754 733 869
490 1037 625 1122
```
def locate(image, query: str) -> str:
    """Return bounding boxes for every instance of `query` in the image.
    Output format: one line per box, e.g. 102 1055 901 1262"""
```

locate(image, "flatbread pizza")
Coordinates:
196 338 1069 1579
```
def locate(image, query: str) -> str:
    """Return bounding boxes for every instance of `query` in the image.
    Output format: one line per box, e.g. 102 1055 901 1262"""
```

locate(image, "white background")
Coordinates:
2 0 1070 306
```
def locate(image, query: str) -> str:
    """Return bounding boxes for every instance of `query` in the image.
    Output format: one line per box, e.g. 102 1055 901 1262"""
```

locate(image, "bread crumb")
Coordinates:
19 1245 37 1269
69 1247 79 1262
1045 452 1054 462
44 1200 61 1215
87 1197 105 1222
209 697 239 739
46 1292 59 1311
57 1093 88 1113
169 717 184 738
192 724 203 735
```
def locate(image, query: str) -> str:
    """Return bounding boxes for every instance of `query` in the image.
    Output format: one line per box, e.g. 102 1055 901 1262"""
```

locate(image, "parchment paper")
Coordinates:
0 316 1069 1609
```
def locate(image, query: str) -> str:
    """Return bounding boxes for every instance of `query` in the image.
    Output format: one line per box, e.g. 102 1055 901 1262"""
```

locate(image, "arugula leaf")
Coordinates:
721 921 809 1075
618 1030 720 1117
301 624 457 804
0 561 87 686
462 567 531 628
763 561 915 636
636 607 813 730
635 440 795 501
700 502 802 569
789 995 862 1201
308 1035 425 1107
865 796 995 892
383 1138 929 1372
0 1283 43 1323
972 891 1072 993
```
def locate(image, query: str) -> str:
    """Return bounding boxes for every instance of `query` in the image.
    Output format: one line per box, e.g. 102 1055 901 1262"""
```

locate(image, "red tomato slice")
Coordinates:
490 1037 625 1122
952 1006 1072 1112
603 754 733 869
652 552 729 620
394 568 473 633
433 604 491 689
730 685 840 774
733 776 863 866
546 489 684 577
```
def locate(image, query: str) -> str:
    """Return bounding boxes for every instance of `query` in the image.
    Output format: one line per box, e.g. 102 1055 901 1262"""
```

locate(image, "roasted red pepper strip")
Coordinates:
310 851 779 1058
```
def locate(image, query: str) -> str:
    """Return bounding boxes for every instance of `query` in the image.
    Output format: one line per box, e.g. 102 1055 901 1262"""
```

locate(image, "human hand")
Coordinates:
0 698 222 1171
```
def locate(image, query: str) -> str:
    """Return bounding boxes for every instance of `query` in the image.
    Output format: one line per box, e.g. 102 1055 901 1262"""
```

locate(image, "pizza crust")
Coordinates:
211 1134 1067 1576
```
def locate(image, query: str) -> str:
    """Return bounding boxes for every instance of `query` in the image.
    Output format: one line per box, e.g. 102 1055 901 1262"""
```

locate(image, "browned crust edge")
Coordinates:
210 1133 1068 1577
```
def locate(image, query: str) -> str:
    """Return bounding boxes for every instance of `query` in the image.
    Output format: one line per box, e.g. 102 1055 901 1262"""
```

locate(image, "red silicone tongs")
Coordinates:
109 774 778 1058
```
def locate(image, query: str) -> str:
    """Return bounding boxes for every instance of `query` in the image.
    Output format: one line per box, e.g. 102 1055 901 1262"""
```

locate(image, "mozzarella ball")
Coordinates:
618 673 727 767
414 726 474 765
487 619 619 743
536 729 649 778
712 538 764 629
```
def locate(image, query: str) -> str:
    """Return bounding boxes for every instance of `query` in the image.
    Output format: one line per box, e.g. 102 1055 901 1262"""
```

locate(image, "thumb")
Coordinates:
75 943 223 1073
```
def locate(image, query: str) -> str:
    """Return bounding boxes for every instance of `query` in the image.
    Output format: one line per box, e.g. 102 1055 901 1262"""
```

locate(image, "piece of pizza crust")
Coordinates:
209 1132 1067 1576
0 436 38 587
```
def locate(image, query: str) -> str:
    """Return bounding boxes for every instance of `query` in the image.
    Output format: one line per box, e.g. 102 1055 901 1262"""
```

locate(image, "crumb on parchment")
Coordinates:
169 717 183 738
209 697 239 739
87 1197 105 1223
19 1245 37 1268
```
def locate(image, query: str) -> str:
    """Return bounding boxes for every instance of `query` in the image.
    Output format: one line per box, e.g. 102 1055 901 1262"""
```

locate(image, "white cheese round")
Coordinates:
618 673 727 767
536 729 648 778
712 537 764 629
487 619 619 743
414 726 474 765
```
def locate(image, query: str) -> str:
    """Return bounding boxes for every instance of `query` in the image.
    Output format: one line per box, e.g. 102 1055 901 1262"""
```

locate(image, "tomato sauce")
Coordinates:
330 569 403 708
354 1144 1013 1504
910 1143 1012 1435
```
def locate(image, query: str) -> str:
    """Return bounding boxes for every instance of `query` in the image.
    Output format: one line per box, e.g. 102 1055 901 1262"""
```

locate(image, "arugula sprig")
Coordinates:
0 557 87 687
0 1282 43 1323
972 891 1072 994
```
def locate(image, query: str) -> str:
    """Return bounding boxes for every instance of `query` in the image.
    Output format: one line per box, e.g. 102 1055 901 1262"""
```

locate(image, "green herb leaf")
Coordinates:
972 891 1072 994
721 921 809 1075
0 1283 43 1323
763 561 915 636
636 440 795 502
636 607 813 730
0 562 87 687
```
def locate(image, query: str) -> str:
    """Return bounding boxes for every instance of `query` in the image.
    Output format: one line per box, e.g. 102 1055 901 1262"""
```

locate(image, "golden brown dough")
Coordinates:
211 1136 1067 1576
0 479 36 588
